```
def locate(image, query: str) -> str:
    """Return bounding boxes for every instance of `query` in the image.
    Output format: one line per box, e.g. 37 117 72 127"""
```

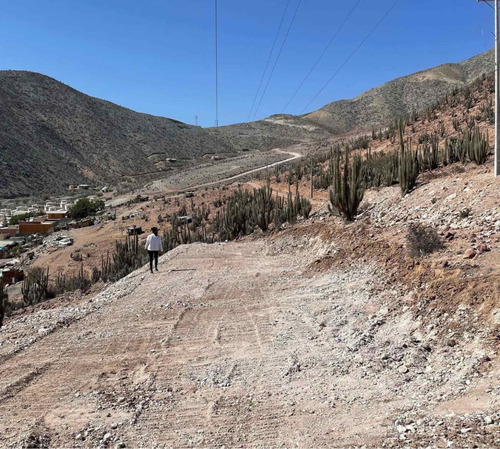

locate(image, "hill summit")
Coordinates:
0 71 233 197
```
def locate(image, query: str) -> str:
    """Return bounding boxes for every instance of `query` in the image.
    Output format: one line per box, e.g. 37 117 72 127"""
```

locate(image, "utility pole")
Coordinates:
215 0 219 129
310 157 314 199
195 115 198 126
478 0 500 176
214 0 219 152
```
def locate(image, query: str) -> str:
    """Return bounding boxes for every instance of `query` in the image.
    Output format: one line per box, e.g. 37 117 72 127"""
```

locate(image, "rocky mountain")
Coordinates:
208 114 334 152
0 71 234 198
214 49 494 143
302 48 494 134
0 49 494 198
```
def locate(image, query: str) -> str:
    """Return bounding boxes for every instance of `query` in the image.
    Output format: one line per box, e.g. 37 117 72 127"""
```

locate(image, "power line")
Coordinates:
482 1 495 11
282 0 361 112
248 0 291 121
301 0 402 114
253 0 303 120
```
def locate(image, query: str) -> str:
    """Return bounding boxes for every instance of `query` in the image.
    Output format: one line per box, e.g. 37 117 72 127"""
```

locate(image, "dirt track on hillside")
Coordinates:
1 232 498 448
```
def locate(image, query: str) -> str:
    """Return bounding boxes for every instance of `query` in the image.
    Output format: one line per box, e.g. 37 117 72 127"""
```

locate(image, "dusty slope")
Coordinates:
303 49 494 134
0 71 234 198
207 49 494 152
1 227 498 448
207 114 333 152
0 49 493 198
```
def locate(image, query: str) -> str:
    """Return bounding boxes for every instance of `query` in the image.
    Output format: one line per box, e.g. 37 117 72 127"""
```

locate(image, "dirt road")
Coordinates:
106 149 302 207
1 231 498 448
144 148 302 195
176 149 302 191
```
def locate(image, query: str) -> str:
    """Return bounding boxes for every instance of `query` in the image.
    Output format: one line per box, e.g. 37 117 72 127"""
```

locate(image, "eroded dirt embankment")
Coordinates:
0 225 498 448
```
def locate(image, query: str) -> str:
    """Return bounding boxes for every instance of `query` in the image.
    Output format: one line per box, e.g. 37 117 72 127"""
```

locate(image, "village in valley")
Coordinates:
0 184 109 296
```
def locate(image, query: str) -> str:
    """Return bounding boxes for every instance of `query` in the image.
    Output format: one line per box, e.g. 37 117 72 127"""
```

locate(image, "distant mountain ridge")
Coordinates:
0 49 494 197
301 48 494 134
213 49 494 144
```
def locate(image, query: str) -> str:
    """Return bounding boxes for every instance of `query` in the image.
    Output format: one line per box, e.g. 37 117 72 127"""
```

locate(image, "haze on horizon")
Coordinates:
0 0 493 126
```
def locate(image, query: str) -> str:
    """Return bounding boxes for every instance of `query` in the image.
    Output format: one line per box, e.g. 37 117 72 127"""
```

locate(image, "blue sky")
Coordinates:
0 0 494 126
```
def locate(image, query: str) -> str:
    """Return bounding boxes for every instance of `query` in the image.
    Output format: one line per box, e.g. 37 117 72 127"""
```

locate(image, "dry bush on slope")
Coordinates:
406 223 444 257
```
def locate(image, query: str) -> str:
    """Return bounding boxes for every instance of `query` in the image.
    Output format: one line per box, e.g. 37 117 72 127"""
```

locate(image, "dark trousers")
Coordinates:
148 250 159 271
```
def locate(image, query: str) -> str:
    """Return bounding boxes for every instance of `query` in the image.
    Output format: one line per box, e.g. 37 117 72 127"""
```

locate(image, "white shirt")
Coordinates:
145 234 163 252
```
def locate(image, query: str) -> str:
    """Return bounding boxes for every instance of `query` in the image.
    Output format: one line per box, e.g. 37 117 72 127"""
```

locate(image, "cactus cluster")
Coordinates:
54 264 92 294
98 233 149 283
443 127 490 166
463 127 490 165
360 122 489 197
213 182 311 240
362 149 398 188
398 121 419 196
22 267 50 307
328 150 365 221
419 133 439 171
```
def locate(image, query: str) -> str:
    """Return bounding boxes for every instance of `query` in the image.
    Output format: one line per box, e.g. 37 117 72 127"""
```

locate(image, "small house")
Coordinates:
47 211 68 220
18 221 55 236
0 227 18 238
1 267 24 285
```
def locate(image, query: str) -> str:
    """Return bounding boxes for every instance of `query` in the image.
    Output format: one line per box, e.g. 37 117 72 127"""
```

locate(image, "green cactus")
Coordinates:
22 267 50 306
328 149 365 221
398 120 419 196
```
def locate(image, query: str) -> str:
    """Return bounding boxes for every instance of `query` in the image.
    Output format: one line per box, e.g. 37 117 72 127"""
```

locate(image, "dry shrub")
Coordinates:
406 223 444 257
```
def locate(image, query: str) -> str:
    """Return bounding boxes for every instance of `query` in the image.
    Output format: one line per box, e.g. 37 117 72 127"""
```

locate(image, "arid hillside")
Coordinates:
0 71 235 198
302 48 494 134
207 113 334 152
1 49 494 198
1 159 499 447
209 49 494 148
1 56 500 447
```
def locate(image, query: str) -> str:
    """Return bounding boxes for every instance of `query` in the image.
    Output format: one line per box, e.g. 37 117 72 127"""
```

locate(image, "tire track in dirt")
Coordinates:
1 240 498 447
0 362 52 406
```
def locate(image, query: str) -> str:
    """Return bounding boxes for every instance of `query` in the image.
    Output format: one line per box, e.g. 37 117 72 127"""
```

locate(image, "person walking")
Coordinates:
145 227 163 273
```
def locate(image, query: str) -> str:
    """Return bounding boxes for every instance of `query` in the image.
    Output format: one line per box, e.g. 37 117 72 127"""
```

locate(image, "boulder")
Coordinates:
463 248 477 259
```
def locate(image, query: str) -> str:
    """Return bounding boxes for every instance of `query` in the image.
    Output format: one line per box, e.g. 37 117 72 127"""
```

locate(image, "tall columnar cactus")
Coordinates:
419 133 440 171
328 149 365 221
0 278 7 328
253 182 274 231
22 267 50 307
212 183 311 240
398 120 419 196
467 127 490 165
310 158 314 199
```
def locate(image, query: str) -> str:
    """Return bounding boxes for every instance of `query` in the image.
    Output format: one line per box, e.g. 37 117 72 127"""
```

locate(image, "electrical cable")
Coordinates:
248 0 291 121
253 0 303 120
301 0 402 114
282 0 361 112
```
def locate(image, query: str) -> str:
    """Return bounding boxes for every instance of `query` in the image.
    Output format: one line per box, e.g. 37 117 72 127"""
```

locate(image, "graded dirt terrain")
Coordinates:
1 223 498 448
2 57 500 448
144 148 302 193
